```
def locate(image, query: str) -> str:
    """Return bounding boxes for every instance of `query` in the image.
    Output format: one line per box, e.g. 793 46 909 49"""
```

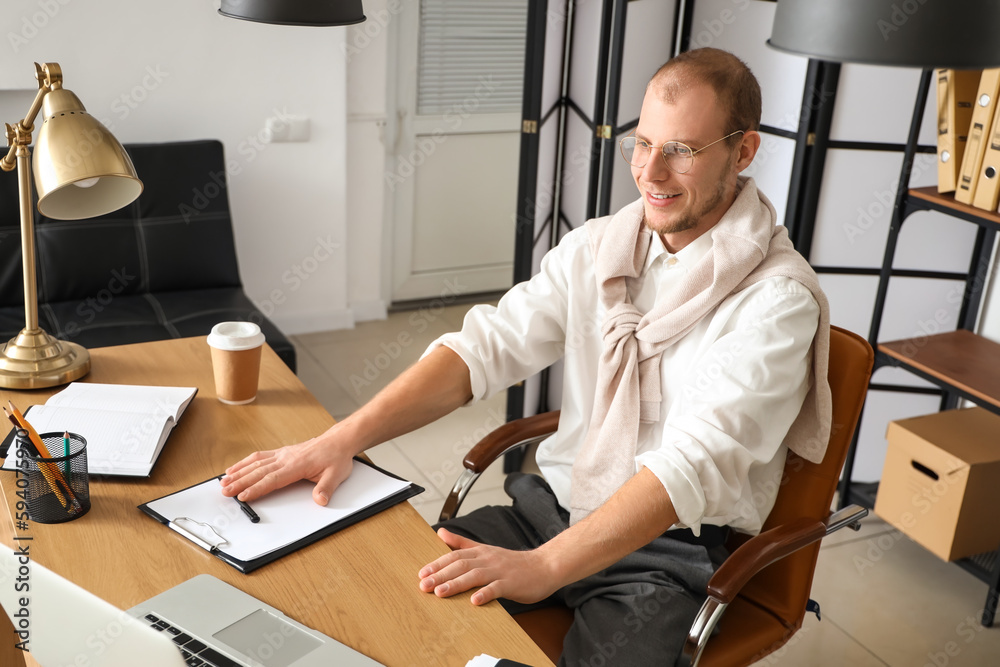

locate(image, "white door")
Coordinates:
388 0 525 303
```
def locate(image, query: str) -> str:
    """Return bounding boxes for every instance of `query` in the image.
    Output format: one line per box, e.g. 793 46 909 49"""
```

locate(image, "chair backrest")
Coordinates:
730 324 874 633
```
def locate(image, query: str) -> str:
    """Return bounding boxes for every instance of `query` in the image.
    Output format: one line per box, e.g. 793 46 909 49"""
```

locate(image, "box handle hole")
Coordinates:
911 460 939 480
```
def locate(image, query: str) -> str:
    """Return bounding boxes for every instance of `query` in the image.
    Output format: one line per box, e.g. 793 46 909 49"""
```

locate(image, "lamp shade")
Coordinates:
769 0 1000 69
32 88 143 220
219 0 366 26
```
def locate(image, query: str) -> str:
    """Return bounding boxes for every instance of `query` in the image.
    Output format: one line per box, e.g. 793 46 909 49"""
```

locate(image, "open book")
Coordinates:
2 383 197 477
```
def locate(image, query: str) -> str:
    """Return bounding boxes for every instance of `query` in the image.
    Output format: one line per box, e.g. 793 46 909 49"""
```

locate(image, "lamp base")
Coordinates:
0 328 91 389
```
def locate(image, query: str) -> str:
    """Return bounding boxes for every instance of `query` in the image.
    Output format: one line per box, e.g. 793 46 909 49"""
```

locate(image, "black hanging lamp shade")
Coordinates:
219 0 366 27
768 0 1000 69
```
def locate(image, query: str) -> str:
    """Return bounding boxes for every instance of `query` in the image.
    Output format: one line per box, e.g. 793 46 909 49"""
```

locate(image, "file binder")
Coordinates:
937 69 981 193
138 458 423 573
956 69 1000 204
973 96 1000 211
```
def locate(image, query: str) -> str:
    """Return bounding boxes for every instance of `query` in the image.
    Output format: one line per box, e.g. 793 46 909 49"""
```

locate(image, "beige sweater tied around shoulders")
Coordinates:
568 177 832 525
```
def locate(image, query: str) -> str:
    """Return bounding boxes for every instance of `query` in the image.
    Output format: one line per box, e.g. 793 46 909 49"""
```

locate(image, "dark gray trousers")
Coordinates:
436 474 728 667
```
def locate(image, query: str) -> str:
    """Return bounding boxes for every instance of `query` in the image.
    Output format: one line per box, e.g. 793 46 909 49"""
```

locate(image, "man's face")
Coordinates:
631 82 751 251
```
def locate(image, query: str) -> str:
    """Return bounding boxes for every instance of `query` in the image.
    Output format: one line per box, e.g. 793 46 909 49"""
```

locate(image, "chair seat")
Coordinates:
700 596 794 666
515 607 575 664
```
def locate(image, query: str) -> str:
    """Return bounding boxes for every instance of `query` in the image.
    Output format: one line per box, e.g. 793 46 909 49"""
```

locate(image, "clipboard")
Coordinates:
138 458 424 574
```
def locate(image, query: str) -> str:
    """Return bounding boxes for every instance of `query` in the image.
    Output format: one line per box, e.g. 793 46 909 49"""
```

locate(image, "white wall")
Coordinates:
1 0 351 334
344 0 396 322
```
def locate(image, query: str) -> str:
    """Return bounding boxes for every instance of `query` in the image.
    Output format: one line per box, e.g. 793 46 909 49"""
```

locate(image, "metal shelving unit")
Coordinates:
837 70 1000 627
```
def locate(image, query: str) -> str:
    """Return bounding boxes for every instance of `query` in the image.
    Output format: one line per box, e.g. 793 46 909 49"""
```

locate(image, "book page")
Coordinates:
47 383 197 421
144 461 413 562
3 405 171 475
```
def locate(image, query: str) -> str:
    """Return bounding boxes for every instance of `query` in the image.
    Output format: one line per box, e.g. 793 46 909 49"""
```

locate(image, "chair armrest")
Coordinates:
707 518 825 604
680 505 867 667
707 505 868 603
463 410 560 473
439 410 559 523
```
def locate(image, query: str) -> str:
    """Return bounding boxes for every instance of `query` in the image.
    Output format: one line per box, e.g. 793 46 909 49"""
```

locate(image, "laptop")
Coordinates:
0 547 382 667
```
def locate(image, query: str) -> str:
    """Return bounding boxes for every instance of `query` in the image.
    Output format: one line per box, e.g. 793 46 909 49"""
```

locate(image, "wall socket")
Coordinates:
265 115 310 142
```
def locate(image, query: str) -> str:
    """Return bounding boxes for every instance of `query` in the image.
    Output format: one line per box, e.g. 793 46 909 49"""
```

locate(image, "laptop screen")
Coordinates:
0 546 185 667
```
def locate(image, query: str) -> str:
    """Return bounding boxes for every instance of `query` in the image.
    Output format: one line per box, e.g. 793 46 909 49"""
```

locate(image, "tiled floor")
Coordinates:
291 303 1000 666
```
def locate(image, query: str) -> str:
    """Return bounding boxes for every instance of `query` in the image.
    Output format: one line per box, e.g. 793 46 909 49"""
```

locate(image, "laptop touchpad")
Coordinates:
214 609 322 667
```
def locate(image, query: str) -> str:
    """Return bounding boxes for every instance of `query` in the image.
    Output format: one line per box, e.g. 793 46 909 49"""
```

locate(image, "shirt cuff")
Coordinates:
422 335 485 406
636 450 707 535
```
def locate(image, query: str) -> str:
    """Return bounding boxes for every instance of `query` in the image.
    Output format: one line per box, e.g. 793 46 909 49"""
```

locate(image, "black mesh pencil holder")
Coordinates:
15 431 91 524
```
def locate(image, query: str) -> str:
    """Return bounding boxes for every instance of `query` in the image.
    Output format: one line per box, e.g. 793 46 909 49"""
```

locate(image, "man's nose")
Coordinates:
641 150 671 181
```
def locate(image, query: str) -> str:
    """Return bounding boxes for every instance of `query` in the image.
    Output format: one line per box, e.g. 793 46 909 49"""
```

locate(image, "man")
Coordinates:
221 48 829 666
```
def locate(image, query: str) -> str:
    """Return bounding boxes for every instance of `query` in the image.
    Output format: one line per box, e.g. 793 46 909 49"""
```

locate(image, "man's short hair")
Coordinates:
648 48 762 137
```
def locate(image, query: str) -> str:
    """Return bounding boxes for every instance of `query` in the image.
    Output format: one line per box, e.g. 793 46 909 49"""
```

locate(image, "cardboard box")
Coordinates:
874 407 1000 561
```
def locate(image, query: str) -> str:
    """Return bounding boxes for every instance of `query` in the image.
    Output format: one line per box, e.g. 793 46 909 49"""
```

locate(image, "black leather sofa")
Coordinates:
0 139 296 372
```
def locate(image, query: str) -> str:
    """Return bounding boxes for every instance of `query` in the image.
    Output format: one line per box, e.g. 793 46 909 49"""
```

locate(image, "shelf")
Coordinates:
958 550 1000 588
907 187 1000 228
844 481 879 510
878 330 1000 412
844 72 1000 628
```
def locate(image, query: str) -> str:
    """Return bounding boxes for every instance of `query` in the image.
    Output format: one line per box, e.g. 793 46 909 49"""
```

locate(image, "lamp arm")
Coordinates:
0 63 62 332
0 63 58 172
15 148 40 332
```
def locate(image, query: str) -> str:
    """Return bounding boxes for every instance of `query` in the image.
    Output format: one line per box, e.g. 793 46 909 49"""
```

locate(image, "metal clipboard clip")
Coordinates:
168 516 231 553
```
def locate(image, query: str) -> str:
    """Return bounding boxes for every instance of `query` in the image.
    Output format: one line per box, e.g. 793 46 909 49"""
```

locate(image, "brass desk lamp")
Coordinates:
0 62 143 389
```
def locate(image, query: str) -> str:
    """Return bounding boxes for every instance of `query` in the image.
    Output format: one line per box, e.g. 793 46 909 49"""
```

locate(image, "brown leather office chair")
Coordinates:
439 325 874 666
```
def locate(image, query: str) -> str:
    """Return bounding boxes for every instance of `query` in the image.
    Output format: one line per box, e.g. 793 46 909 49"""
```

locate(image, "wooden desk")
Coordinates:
0 338 552 667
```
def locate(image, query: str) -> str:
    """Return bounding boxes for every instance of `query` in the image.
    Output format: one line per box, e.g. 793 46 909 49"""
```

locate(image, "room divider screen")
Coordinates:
503 0 828 474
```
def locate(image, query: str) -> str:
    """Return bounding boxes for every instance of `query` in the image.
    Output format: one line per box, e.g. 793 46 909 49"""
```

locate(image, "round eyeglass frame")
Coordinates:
619 130 745 174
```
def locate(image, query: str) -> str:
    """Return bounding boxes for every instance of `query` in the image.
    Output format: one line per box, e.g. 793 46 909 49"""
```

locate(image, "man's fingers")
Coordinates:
437 527 480 551
226 463 284 502
470 581 501 606
311 467 347 506
220 454 274 491
244 468 287 501
418 539 470 578
224 450 273 477
431 567 491 598
418 549 468 586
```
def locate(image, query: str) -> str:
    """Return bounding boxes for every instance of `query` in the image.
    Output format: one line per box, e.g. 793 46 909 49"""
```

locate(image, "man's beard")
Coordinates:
646 175 729 236
644 151 735 236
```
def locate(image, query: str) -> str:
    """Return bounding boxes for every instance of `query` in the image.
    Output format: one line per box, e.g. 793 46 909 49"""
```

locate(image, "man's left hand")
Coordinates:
418 528 560 606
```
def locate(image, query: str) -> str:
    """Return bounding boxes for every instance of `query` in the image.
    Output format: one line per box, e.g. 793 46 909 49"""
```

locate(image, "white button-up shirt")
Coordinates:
428 221 819 535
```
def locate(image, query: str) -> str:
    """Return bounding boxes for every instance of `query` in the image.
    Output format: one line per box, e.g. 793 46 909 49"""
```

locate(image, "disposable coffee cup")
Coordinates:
207 322 265 405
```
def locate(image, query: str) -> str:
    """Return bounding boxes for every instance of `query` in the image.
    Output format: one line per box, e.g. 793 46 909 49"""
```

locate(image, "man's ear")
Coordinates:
735 130 762 172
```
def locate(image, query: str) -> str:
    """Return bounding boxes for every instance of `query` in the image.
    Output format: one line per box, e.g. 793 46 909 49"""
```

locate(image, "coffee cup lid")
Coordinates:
207 322 266 351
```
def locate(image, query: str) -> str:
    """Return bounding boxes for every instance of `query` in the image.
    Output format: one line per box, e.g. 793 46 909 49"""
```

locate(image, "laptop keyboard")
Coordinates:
143 613 248 667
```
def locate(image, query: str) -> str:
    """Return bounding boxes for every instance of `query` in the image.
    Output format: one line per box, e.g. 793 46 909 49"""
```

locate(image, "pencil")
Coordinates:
7 401 48 455
63 431 71 477
2 406 19 429
6 401 78 511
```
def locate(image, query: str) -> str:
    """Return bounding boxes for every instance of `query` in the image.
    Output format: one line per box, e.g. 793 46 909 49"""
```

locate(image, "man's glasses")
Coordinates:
619 130 744 174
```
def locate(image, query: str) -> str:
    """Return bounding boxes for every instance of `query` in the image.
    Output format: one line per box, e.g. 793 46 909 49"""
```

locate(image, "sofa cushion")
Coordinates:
2 288 294 372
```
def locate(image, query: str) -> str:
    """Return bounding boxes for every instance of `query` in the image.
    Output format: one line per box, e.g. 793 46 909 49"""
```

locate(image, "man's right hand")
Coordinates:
220 434 355 506
219 345 473 506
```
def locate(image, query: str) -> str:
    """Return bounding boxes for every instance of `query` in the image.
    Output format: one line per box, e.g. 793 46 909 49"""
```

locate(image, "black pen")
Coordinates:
234 496 260 523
